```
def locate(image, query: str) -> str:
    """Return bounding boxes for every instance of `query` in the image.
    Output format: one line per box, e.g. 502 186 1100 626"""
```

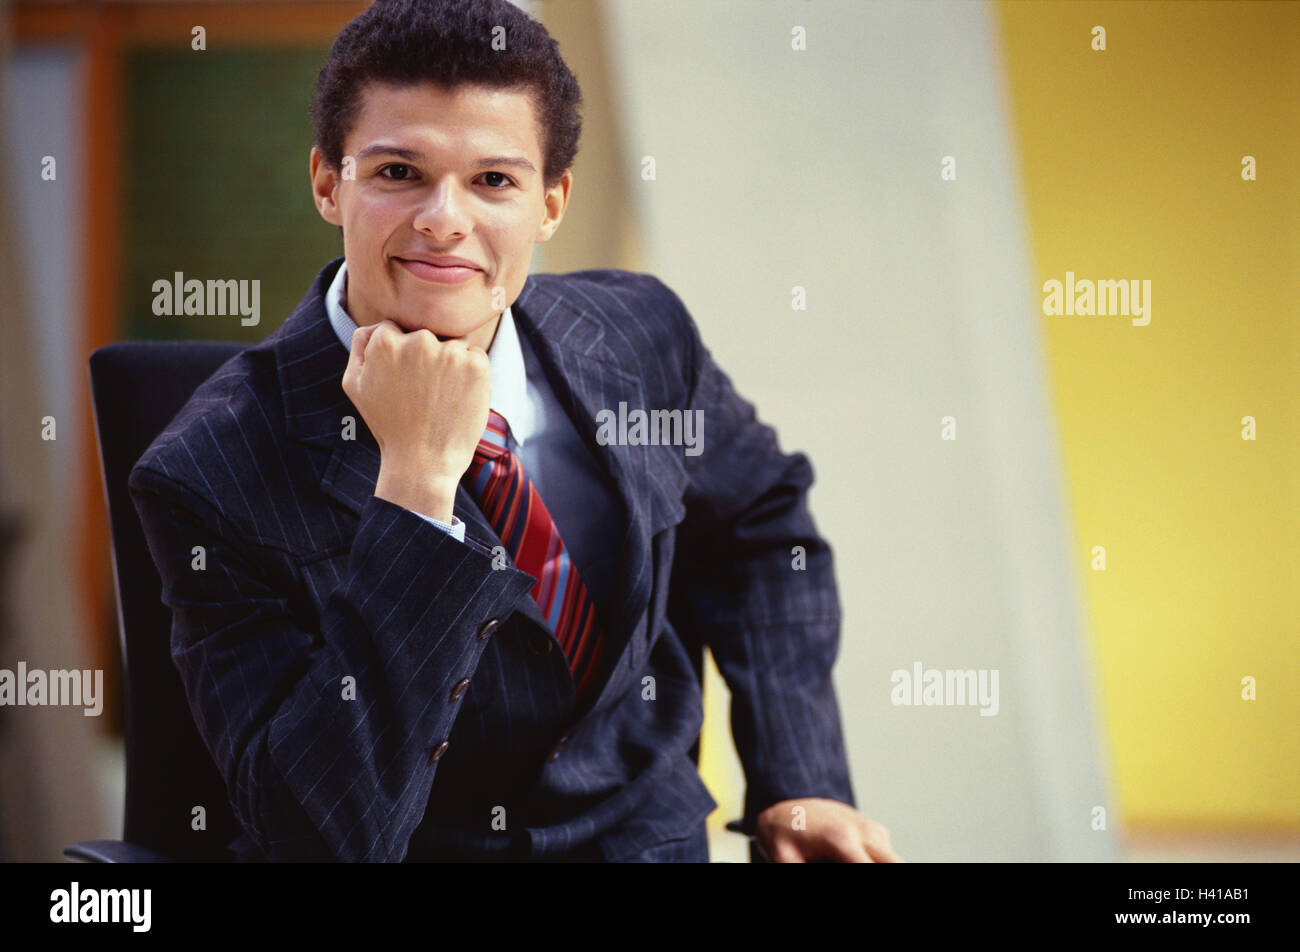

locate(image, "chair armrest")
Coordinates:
725 819 770 862
64 840 175 863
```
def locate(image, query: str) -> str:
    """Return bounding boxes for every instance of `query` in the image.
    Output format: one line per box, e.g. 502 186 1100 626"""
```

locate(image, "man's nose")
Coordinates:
413 178 473 241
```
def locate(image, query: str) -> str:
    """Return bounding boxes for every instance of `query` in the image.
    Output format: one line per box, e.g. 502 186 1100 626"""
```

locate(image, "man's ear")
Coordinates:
537 169 572 243
310 146 344 228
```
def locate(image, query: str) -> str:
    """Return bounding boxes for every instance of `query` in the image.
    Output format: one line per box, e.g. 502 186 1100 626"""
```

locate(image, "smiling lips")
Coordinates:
394 254 482 285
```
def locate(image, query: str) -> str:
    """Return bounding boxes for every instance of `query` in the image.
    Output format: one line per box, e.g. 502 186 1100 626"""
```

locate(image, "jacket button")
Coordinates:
450 678 470 701
429 741 450 763
477 618 500 639
548 735 568 762
528 632 554 655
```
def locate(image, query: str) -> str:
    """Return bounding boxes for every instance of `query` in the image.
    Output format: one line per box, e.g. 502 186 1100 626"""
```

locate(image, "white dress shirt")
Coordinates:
324 260 621 613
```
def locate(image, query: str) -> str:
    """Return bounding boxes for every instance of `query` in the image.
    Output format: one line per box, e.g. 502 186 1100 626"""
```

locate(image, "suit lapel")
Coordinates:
511 279 665 703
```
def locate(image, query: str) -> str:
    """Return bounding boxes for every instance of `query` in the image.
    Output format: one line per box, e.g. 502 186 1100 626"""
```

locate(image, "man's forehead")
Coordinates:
349 80 541 154
354 80 536 124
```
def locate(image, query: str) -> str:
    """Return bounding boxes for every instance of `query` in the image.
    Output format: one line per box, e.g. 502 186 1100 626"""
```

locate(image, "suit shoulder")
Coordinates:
526 269 698 374
530 269 692 329
129 344 282 509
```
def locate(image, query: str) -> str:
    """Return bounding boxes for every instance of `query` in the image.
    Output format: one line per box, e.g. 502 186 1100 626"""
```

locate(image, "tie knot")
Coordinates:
473 409 512 462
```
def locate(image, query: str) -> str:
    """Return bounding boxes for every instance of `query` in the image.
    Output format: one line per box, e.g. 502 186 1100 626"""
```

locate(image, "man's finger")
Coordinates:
769 838 806 863
369 318 401 341
827 832 872 863
863 836 904 863
365 318 405 349
349 322 373 367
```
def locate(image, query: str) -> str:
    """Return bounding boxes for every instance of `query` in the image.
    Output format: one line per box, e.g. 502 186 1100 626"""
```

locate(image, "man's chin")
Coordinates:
391 315 472 341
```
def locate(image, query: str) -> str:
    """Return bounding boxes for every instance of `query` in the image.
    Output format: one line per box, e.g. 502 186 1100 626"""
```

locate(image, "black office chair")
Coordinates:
68 341 245 862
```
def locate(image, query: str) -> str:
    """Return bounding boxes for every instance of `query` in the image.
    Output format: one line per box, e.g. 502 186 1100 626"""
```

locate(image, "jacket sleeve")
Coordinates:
660 282 857 837
129 465 533 861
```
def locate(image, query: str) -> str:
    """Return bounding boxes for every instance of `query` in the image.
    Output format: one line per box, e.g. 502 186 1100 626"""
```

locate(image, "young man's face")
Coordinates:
310 80 571 350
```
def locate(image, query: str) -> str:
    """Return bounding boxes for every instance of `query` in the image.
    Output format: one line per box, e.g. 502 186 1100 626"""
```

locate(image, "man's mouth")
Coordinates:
394 257 481 285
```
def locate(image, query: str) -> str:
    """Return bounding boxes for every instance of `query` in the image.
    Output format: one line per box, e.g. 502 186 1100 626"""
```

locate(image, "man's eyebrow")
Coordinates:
354 144 423 162
473 155 537 174
353 144 536 174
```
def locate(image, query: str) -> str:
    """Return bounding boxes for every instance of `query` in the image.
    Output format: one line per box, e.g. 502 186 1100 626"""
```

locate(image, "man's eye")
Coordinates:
379 164 414 180
479 172 515 189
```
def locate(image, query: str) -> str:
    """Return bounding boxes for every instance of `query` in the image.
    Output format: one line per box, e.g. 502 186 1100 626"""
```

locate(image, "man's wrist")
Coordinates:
374 465 459 522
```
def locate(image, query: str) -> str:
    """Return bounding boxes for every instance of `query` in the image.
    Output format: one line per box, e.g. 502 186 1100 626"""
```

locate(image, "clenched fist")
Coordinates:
341 319 491 523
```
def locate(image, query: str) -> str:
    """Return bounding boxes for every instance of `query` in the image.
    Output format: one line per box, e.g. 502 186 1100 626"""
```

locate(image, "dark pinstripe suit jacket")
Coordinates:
129 256 855 861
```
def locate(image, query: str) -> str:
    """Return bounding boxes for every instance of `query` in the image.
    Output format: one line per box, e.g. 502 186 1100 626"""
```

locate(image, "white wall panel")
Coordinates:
603 0 1117 861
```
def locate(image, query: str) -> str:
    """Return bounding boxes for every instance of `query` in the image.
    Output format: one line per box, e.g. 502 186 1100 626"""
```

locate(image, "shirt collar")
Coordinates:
325 259 534 446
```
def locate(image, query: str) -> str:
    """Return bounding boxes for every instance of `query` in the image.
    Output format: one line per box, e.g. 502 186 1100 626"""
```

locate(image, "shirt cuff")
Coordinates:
411 510 466 542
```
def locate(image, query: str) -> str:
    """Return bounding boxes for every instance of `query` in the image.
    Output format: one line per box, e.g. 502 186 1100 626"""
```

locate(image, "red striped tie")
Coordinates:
462 410 606 705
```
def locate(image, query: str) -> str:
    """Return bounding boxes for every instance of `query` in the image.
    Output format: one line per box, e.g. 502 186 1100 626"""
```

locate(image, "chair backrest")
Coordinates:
89 340 244 861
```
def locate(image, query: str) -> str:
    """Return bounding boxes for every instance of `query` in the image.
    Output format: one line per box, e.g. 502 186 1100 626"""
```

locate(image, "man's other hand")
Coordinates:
341 319 491 523
755 798 904 863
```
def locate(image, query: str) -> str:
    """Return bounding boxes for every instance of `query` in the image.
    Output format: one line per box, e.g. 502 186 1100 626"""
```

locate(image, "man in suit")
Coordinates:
129 0 901 863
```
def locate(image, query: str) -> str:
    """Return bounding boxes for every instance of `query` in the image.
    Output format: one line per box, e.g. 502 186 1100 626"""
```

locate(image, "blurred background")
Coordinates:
0 0 1295 862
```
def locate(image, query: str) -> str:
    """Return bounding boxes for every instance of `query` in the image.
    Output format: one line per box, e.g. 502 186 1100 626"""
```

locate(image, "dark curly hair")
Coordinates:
310 0 583 191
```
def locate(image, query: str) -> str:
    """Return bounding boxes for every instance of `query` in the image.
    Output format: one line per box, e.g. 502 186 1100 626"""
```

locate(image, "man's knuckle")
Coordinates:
832 828 860 850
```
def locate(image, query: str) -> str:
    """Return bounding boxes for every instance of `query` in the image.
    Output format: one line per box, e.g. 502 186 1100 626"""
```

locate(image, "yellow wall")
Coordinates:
996 0 1299 829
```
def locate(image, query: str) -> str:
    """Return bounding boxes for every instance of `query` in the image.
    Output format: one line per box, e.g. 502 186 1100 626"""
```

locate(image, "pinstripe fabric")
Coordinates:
129 256 855 862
